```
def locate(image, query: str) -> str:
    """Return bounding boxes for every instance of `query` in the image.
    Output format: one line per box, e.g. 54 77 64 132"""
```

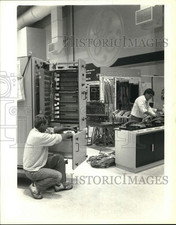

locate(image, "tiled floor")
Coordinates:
1 146 172 224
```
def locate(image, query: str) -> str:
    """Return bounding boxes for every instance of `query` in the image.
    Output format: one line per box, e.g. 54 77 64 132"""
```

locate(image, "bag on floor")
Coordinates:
87 152 115 168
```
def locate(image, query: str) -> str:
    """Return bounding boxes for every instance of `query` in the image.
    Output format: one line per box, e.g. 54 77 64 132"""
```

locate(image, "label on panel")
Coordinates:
86 63 100 81
72 130 87 170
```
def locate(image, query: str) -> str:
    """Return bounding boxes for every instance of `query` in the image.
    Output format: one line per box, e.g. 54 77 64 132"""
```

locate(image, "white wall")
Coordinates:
17 27 46 60
20 6 164 69
17 28 27 57
73 5 164 65
128 61 164 76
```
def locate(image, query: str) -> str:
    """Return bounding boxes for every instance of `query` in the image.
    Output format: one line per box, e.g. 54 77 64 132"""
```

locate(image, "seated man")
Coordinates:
23 114 74 199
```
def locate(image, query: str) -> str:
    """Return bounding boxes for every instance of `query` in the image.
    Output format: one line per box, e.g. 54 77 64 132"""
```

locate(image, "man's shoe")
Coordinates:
54 182 73 192
29 183 43 199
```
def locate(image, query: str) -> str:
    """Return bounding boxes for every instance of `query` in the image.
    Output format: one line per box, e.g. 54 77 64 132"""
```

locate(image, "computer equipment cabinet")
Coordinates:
17 56 87 171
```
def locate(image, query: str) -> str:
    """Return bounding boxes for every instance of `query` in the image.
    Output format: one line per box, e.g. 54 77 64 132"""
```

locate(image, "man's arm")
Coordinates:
54 126 75 134
43 127 73 145
60 132 73 141
143 111 156 117
137 97 156 118
147 106 157 117
37 131 73 147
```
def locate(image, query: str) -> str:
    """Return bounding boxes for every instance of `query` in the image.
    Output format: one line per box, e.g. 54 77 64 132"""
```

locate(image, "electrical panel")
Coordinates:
38 59 87 131
17 57 88 170
89 85 100 101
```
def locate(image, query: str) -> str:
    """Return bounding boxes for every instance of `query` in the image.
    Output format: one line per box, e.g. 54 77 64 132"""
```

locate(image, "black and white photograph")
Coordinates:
0 1 176 224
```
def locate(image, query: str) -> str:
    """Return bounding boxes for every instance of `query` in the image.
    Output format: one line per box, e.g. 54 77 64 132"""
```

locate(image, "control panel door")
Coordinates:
154 131 164 161
38 65 52 120
17 56 33 167
49 139 73 159
72 130 87 170
78 59 87 130
136 133 155 167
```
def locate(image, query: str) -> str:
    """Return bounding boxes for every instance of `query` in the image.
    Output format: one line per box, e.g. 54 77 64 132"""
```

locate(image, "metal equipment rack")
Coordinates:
17 57 88 171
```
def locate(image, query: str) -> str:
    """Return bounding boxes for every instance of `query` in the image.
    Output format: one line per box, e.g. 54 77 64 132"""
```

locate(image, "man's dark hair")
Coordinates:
143 88 155 96
34 114 47 129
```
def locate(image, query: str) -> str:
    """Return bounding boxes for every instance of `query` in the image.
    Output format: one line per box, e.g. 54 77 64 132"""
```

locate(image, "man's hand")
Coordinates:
61 132 73 141
45 127 54 134
156 109 164 116
54 126 75 134
142 115 152 123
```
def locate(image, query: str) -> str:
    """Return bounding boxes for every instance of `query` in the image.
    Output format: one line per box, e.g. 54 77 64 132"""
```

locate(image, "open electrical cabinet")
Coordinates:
17 56 87 170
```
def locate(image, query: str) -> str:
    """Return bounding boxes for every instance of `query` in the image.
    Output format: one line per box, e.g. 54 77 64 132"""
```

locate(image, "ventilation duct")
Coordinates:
17 6 55 30
48 7 64 55
135 5 163 29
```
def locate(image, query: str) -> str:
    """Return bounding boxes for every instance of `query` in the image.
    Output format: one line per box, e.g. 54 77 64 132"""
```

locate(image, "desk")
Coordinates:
115 126 164 172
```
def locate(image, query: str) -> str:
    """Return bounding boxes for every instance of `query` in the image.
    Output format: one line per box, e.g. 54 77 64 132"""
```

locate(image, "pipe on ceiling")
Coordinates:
17 6 55 30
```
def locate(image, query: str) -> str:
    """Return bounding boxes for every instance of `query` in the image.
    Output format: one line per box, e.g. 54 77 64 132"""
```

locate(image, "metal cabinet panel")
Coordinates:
136 130 164 167
49 130 87 170
136 134 154 167
32 58 52 119
72 130 87 169
78 59 87 130
72 129 87 170
49 139 73 159
17 57 87 170
153 131 164 161
45 59 87 129
17 57 33 167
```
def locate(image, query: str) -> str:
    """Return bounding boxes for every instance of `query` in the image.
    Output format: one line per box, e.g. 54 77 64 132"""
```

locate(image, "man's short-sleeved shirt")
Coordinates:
131 95 155 118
